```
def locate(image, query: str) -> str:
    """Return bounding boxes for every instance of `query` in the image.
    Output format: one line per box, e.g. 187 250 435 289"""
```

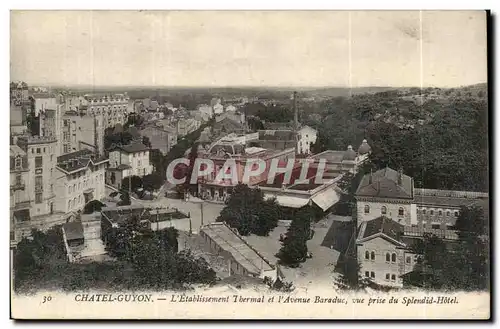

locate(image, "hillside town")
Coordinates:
10 80 489 293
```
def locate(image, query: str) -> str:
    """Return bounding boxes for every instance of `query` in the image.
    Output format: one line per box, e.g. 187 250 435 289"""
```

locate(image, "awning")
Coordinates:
265 194 310 208
311 187 340 211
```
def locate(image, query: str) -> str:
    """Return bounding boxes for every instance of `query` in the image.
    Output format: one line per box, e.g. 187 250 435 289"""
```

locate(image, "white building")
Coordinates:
84 94 130 128
296 125 318 155
16 136 58 217
54 149 109 214
106 143 154 189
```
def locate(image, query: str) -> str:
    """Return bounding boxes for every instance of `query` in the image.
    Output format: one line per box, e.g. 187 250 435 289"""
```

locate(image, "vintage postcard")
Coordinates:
9 10 490 319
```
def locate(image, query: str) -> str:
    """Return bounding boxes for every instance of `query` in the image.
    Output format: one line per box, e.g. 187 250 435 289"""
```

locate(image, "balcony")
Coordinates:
12 200 31 210
10 182 25 191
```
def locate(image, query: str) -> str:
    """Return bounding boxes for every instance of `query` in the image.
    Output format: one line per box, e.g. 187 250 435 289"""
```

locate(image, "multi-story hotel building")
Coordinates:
106 143 154 189
16 135 58 217
84 94 130 128
355 167 488 288
54 149 109 214
60 112 105 156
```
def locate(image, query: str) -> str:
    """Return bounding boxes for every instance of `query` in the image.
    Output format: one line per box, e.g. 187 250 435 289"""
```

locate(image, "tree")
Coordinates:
83 200 106 214
277 208 311 266
184 142 200 195
334 255 369 291
121 175 143 193
142 172 164 192
142 136 152 148
217 184 280 236
118 191 131 206
454 205 488 240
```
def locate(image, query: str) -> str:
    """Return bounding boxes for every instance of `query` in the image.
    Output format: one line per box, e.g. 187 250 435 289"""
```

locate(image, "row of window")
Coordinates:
418 208 459 217
68 174 104 193
68 195 84 209
385 273 398 282
365 271 376 279
364 205 405 216
31 147 54 156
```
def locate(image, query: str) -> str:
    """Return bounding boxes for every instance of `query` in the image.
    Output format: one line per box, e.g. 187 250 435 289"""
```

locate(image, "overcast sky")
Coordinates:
10 10 487 88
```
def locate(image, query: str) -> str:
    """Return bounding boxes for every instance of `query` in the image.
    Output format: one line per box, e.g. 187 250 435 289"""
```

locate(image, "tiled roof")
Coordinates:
57 149 108 172
358 216 404 243
356 167 413 199
10 145 26 157
258 130 296 141
111 143 150 154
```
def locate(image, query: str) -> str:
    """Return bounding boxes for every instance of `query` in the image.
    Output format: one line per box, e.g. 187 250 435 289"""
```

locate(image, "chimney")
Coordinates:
293 91 298 131
398 168 403 185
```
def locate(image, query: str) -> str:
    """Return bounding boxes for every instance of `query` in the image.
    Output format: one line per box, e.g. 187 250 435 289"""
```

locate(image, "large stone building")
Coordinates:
197 133 295 202
355 167 488 230
106 143 154 189
16 135 58 217
355 167 488 288
10 145 31 224
60 111 105 156
140 122 178 155
54 149 109 214
84 94 129 128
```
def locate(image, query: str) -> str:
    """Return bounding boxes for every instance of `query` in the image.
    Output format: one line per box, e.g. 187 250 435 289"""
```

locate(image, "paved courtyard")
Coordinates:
244 214 353 286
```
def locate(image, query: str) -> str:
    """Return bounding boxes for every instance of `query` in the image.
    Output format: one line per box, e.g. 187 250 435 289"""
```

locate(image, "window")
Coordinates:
35 156 43 168
446 211 450 216
365 271 369 278
386 253 390 262
391 274 396 282
454 211 459 217
430 210 434 215
43 147 46 153
398 207 404 216
69 200 72 209
14 157 22 169
371 251 375 261
370 272 375 279
381 206 387 215
406 256 412 264
35 192 42 204
385 273 390 281
35 175 43 189
364 205 370 214
422 209 426 215
365 251 369 260
15 174 21 185
438 210 443 216
36 148 40 154
391 253 397 263
51 155 54 161
432 224 440 229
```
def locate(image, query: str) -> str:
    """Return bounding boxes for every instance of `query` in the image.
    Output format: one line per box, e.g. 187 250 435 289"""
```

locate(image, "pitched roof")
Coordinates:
356 167 413 199
357 216 404 244
111 143 150 154
57 149 109 173
10 145 26 157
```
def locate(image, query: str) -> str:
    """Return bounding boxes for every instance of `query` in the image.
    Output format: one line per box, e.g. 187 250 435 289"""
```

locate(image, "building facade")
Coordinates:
54 150 109 214
296 125 318 155
84 94 129 128
140 124 178 155
106 143 154 189
61 112 105 156
16 136 58 217
356 216 416 288
355 167 488 230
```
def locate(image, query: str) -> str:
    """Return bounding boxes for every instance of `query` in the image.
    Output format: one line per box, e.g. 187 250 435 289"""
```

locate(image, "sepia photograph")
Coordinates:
9 10 490 319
